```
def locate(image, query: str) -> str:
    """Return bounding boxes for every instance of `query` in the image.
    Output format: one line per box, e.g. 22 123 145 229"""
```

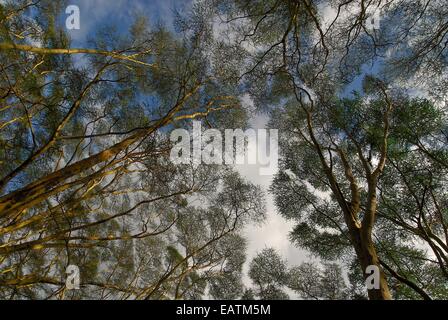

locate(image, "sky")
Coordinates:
61 0 309 282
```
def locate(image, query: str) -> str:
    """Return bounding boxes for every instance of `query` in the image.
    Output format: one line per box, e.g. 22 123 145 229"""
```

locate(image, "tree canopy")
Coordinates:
0 0 447 300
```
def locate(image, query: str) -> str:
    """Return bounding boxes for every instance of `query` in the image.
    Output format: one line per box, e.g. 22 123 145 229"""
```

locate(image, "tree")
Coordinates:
289 262 348 300
2 0 448 301
247 248 348 300
204 0 394 299
202 0 448 299
270 92 447 300
0 0 266 299
248 248 290 300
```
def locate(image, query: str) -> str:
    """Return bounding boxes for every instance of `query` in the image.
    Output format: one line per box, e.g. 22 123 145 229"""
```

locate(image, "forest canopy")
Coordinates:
0 0 447 300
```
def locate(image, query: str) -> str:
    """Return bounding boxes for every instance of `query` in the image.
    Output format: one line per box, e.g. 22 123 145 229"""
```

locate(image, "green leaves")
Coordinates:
248 248 349 300
248 248 290 300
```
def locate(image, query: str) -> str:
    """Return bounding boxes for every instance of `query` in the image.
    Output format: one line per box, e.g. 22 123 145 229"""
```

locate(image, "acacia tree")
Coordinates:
2 0 447 301
0 0 266 299
271 89 448 299
247 248 348 300
248 248 290 300
201 0 394 299
201 0 448 299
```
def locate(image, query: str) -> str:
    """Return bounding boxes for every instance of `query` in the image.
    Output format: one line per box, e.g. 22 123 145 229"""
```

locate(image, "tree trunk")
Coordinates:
351 227 392 300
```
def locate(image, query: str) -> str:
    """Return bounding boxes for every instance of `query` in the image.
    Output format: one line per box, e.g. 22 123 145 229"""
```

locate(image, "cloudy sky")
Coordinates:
64 0 309 281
